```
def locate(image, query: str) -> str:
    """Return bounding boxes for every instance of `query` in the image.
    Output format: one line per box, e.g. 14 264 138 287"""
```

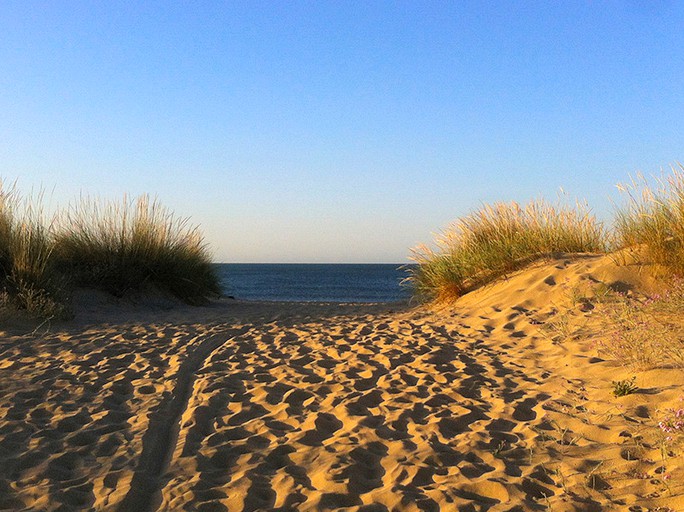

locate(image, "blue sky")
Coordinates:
1 1 683 262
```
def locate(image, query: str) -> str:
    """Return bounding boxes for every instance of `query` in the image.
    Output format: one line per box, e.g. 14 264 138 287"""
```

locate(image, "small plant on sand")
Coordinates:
653 404 684 497
491 440 507 457
612 376 638 397
585 460 608 491
539 308 576 344
658 404 684 449
596 287 684 370
409 198 606 302
54 195 220 305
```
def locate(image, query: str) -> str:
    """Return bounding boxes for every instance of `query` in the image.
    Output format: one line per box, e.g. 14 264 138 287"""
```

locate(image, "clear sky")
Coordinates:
1 1 683 263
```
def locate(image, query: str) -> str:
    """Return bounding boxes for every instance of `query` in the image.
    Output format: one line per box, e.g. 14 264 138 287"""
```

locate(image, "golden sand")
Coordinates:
0 255 682 511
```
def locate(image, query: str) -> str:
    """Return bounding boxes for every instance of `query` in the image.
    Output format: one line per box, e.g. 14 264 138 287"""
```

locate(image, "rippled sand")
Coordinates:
1 255 683 511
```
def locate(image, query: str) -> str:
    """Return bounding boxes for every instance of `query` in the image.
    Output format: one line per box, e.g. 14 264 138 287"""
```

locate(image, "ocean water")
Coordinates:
215 264 414 303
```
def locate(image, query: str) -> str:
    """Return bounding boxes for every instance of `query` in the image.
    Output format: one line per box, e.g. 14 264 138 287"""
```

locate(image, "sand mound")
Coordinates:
0 254 682 511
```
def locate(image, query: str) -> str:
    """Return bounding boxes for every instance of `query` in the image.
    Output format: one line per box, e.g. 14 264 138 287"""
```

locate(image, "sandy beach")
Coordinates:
5 2 683 510
1 255 683 511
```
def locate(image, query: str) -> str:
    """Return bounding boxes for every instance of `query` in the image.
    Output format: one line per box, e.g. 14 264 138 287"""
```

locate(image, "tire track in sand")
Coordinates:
117 327 250 512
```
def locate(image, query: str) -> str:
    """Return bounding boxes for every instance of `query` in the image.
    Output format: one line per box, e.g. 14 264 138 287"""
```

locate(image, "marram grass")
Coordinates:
54 195 220 305
409 199 606 302
0 182 65 317
0 185 221 317
615 163 684 276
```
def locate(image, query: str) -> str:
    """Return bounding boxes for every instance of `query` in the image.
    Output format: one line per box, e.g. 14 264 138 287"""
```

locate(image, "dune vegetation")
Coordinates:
53 195 220 306
410 199 607 302
0 183 65 317
0 186 220 317
411 163 684 304
596 279 684 370
615 163 684 275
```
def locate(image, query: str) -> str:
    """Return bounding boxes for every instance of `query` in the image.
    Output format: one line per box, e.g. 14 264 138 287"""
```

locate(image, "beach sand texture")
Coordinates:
1 255 683 511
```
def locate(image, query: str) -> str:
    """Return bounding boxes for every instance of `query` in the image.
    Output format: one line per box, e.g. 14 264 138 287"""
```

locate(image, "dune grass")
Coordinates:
615 163 684 276
0 183 65 317
409 199 607 302
0 185 220 316
53 195 220 305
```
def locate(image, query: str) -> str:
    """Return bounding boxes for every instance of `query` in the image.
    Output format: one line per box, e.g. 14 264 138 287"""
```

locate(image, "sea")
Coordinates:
215 264 415 303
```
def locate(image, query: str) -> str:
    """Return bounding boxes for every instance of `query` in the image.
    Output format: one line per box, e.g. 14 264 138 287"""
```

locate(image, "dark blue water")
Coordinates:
215 264 414 303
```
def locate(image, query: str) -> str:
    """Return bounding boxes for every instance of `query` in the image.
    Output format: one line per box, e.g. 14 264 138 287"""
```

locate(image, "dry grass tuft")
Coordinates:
615 163 684 275
409 199 606 302
53 195 220 305
0 182 65 317
0 183 221 316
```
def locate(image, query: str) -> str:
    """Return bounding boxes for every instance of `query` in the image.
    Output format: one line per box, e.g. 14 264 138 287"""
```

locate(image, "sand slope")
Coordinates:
1 254 683 511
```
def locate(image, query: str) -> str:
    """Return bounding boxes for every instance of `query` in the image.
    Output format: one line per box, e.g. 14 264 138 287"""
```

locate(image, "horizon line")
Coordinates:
215 262 414 265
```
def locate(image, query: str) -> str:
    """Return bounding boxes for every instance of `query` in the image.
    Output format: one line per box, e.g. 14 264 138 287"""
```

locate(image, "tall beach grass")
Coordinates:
0 184 220 316
410 199 606 302
0 183 64 317
54 195 220 305
615 163 684 276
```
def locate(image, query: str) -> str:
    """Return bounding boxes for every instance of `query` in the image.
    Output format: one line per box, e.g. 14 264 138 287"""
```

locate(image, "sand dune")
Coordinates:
1 254 683 511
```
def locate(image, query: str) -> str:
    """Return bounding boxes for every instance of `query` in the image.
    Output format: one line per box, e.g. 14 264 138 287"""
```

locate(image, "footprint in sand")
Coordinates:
512 397 538 421
299 412 343 446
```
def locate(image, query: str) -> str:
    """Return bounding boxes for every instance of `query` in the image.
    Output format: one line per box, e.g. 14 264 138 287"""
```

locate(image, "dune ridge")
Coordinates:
0 254 683 511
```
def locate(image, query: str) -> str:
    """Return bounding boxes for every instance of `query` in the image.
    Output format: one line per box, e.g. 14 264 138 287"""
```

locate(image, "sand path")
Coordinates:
1 255 683 511
117 327 250 511
159 310 539 511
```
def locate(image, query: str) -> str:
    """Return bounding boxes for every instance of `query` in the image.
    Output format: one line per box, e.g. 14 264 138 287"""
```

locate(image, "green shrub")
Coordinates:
409 199 606 302
612 376 638 397
54 195 220 305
